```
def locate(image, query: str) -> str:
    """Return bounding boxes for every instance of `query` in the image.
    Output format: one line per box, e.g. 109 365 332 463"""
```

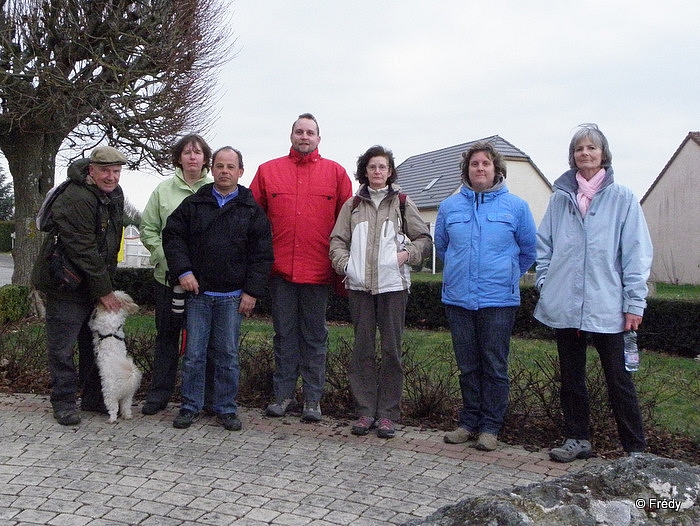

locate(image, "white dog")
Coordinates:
88 290 142 423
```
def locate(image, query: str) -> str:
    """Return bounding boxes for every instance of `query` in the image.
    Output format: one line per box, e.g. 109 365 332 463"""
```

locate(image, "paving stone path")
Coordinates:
0 393 602 525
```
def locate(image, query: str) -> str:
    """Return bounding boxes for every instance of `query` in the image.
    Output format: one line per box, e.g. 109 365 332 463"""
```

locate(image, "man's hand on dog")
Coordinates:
99 292 123 312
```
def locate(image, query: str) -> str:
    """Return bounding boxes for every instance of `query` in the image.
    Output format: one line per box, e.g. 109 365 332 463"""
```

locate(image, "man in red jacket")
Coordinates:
250 113 353 421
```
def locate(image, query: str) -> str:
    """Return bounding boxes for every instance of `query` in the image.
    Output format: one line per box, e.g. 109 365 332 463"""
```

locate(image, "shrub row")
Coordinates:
6 267 697 357
3 318 697 462
0 284 29 324
0 221 13 253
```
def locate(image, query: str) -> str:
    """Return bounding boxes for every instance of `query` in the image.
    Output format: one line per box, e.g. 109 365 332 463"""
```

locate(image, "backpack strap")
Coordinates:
352 193 407 227
398 193 407 226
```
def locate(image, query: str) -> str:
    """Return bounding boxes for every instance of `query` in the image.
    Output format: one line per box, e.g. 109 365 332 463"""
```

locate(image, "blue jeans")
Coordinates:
180 294 242 415
270 276 329 403
445 305 517 434
556 328 646 452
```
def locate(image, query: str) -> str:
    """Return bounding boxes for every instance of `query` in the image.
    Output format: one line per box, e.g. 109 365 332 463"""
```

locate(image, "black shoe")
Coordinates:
141 401 168 415
54 408 81 426
81 399 108 414
173 409 199 429
217 413 242 431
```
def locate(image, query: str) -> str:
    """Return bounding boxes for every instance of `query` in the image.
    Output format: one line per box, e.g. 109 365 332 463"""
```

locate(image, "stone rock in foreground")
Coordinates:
405 455 700 526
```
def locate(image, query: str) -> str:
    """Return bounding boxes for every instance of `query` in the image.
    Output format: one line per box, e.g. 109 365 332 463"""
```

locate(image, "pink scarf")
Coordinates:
576 169 605 215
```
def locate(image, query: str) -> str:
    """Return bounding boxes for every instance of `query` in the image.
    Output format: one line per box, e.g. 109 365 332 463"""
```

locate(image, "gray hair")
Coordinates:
568 123 612 169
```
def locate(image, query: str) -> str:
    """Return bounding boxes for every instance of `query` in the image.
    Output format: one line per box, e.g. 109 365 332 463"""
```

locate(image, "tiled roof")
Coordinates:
396 135 546 209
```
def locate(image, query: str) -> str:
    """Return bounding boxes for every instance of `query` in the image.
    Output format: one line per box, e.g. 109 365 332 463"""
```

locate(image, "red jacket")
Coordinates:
251 147 353 285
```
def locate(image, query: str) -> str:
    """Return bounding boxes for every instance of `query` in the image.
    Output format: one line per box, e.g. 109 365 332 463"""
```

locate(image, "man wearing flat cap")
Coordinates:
32 145 128 425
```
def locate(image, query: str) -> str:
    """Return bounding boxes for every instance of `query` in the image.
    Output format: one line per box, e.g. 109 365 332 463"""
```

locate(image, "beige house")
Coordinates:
396 135 553 227
641 132 700 285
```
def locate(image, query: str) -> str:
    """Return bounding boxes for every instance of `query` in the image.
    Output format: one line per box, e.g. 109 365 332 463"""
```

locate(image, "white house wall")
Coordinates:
506 161 553 227
642 140 700 285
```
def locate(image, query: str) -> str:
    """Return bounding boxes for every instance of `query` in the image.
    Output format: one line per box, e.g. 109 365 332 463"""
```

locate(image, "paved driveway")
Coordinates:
0 393 594 525
0 252 13 286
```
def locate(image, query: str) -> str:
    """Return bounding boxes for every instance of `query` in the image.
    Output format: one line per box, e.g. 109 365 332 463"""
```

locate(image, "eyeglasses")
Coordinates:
367 164 389 172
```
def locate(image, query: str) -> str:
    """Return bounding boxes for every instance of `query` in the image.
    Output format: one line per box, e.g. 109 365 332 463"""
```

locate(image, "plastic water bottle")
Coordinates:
624 330 640 372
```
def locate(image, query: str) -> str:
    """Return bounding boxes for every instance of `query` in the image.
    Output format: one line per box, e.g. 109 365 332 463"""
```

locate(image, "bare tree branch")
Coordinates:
0 0 234 284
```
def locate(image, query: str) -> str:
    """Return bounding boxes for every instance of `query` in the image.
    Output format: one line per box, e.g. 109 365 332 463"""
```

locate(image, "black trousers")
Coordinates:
145 281 214 407
556 328 646 452
46 295 103 411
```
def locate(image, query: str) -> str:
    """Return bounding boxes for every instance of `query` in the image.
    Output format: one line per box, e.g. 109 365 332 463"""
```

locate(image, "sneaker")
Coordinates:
628 451 644 458
217 413 242 431
476 432 498 451
549 439 593 463
141 401 167 415
266 398 293 417
173 409 199 429
444 427 477 444
376 418 396 439
351 416 376 436
53 408 81 426
301 401 322 422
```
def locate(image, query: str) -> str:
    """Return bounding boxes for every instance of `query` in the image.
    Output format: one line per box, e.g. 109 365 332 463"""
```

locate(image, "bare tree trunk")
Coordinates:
30 289 46 320
2 134 60 285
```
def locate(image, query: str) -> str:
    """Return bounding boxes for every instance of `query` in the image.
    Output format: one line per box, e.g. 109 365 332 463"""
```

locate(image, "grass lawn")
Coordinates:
124 313 700 440
653 282 700 300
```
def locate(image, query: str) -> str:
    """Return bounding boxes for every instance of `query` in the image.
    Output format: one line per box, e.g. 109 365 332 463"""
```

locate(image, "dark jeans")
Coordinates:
180 294 242 415
270 276 329 403
556 328 646 452
347 290 408 421
145 281 214 407
46 294 103 411
445 305 517 435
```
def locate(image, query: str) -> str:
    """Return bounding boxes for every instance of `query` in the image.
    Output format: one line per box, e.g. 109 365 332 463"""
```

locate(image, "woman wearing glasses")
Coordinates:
330 145 431 439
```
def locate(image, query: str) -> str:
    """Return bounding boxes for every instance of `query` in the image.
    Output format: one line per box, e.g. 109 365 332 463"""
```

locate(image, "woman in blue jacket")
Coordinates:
435 142 536 451
534 124 652 462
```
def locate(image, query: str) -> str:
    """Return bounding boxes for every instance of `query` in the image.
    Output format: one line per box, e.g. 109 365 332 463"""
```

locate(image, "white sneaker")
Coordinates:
549 439 593 462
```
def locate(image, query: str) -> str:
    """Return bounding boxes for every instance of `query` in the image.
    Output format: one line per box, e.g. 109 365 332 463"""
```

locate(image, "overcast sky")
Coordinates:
119 0 700 211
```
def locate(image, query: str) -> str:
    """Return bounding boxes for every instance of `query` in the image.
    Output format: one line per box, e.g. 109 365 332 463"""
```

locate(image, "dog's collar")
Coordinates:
96 324 125 342
97 332 125 341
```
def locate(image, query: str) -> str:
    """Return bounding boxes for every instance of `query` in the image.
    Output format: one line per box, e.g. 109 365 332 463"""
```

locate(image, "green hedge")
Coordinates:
111 267 157 307
325 282 699 358
0 284 30 323
641 298 700 357
7 268 699 358
0 221 14 252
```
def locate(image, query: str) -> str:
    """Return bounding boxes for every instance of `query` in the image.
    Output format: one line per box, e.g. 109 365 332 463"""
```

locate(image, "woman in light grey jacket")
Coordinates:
330 145 431 439
534 123 653 462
